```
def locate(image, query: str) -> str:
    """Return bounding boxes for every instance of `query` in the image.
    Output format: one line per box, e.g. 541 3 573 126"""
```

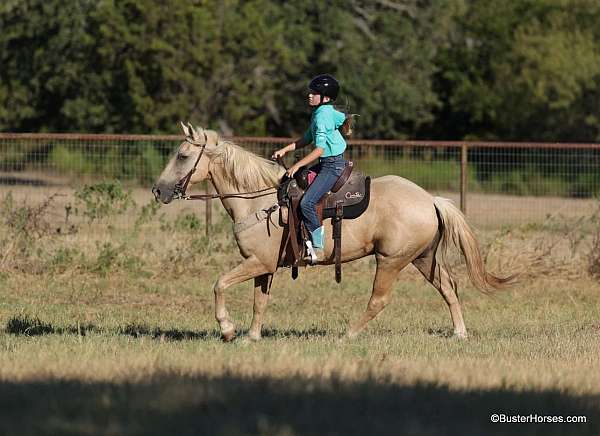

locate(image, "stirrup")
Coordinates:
305 240 319 265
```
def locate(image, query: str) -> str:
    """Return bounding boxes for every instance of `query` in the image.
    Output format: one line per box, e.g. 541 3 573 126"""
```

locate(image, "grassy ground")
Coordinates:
0 185 599 435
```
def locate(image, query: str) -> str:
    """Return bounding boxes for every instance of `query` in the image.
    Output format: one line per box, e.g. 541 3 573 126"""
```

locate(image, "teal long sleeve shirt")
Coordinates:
302 105 347 157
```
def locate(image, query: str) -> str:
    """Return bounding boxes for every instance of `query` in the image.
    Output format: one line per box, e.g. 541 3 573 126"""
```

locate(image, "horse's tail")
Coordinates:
433 197 515 293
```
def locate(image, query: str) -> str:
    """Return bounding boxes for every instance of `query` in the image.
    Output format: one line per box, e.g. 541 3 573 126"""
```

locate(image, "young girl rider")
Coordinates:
272 74 347 263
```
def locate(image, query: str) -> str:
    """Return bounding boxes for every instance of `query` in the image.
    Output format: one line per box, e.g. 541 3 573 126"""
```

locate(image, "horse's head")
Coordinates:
152 122 218 204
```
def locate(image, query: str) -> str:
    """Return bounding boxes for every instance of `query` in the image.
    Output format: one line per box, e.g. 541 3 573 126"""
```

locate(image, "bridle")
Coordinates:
172 136 207 200
172 136 280 201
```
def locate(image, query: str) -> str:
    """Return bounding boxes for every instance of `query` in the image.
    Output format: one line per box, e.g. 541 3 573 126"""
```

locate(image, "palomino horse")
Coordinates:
152 123 512 341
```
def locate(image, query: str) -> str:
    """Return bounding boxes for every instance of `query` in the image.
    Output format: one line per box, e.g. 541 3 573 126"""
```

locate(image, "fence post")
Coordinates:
460 143 467 214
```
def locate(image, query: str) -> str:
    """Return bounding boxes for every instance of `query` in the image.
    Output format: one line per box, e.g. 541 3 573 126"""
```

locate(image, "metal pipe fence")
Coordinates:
1 133 599 228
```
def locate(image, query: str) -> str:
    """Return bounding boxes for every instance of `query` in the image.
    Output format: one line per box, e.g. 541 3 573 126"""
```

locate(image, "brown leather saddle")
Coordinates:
277 161 371 283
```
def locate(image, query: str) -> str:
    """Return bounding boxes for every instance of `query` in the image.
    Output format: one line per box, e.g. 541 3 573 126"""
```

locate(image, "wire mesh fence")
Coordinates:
1 133 599 228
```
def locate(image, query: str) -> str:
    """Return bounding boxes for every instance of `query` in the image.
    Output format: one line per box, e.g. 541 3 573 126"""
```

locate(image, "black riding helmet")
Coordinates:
308 74 339 101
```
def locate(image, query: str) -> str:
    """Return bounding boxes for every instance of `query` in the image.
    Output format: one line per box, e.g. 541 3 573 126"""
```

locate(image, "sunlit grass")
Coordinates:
0 185 599 435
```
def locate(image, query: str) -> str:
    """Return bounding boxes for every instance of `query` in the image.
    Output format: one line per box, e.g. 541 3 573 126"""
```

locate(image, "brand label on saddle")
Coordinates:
345 191 363 199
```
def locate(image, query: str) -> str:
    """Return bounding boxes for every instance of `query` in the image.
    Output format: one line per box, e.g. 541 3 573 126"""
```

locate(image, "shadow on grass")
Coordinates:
259 326 328 339
427 326 456 338
117 323 219 341
5 315 220 341
0 374 598 436
5 315 329 342
5 315 101 337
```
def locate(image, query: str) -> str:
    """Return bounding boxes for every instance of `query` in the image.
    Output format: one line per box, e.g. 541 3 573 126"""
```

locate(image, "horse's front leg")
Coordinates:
213 255 269 341
248 274 271 341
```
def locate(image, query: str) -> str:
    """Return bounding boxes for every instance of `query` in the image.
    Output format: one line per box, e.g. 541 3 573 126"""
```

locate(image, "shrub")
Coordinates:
48 247 82 273
173 212 203 232
136 145 165 185
49 145 95 175
90 241 119 275
0 192 59 270
75 180 134 222
134 200 161 229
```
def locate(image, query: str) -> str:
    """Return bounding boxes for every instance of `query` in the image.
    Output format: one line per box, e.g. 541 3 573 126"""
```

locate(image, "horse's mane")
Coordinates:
206 137 285 191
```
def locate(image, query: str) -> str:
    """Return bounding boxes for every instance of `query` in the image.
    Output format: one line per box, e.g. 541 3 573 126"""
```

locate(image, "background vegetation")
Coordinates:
2 0 600 142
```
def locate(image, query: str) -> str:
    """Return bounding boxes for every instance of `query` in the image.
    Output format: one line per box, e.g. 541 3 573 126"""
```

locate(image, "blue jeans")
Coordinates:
300 154 346 233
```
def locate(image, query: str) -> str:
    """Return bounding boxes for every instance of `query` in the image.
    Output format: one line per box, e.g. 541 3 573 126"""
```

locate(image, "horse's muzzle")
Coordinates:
152 185 173 204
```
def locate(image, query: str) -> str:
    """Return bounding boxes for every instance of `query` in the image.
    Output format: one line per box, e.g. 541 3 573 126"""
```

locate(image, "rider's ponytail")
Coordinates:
340 113 359 137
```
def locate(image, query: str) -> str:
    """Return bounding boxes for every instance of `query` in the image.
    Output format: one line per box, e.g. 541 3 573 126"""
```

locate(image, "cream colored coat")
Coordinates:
153 124 512 341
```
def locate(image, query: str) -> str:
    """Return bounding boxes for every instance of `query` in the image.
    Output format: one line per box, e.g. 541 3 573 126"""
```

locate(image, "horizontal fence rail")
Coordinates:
1 133 600 228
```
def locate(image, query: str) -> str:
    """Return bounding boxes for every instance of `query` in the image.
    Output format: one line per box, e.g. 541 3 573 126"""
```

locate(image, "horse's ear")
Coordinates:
188 123 205 144
180 121 191 138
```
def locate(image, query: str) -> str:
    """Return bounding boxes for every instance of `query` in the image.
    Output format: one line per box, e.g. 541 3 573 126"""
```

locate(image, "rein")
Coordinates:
184 186 277 201
173 137 281 201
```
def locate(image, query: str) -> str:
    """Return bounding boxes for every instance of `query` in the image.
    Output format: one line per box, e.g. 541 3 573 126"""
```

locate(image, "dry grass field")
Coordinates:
0 183 599 435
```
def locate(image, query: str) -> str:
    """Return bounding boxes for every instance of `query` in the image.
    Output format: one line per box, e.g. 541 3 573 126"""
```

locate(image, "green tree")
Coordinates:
270 0 463 138
433 0 600 142
0 0 96 132
0 0 460 138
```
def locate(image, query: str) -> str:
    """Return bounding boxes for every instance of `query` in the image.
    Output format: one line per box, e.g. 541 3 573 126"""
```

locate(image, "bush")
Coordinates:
136 145 165 185
0 192 59 270
173 212 203 232
48 247 82 273
49 146 95 175
90 241 119 275
75 180 134 222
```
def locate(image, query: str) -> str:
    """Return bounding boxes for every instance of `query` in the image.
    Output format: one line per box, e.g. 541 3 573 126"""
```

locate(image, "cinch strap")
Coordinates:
233 204 279 235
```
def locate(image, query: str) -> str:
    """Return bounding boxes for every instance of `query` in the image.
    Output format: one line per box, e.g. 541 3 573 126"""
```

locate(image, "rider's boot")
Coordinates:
305 226 325 265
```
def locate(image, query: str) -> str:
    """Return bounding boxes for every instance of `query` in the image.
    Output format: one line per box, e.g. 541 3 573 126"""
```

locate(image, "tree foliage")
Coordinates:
433 0 600 141
1 0 600 141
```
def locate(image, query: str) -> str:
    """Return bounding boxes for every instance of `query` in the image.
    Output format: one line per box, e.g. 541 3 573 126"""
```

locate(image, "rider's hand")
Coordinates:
286 163 301 178
272 149 286 160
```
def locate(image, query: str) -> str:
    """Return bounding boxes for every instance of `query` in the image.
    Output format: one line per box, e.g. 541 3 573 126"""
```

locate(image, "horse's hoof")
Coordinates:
343 331 359 340
239 335 260 345
454 331 468 340
221 329 236 342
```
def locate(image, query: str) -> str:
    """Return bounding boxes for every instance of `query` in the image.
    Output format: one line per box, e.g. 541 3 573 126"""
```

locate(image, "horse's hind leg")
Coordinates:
346 254 409 339
412 251 467 338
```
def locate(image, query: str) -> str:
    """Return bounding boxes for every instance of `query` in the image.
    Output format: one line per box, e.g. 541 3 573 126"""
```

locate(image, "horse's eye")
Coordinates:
177 153 188 161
